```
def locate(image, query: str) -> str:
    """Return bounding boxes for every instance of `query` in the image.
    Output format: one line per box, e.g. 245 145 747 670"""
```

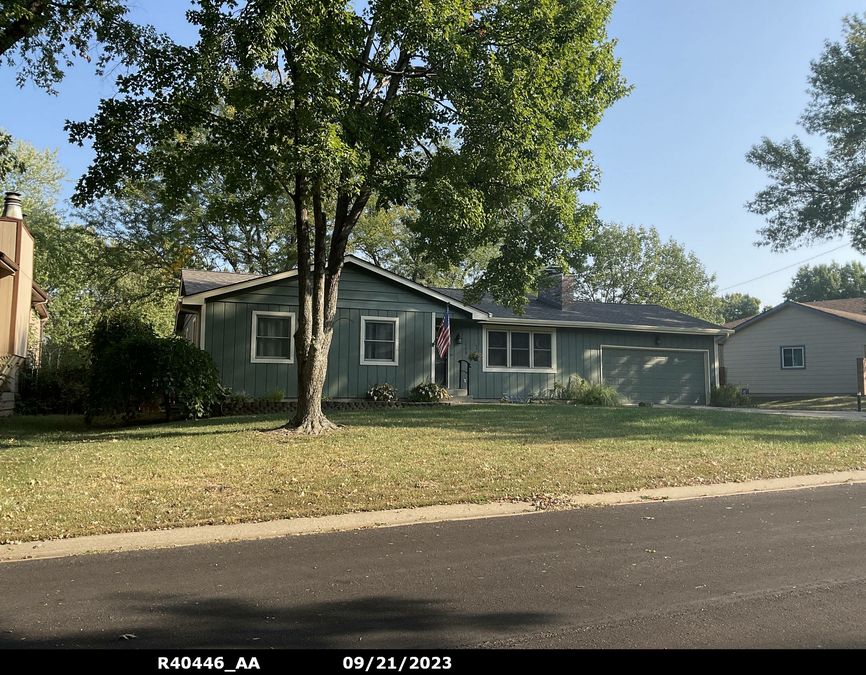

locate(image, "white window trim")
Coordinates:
482 325 557 374
360 316 399 367
781 345 806 370
251 310 295 364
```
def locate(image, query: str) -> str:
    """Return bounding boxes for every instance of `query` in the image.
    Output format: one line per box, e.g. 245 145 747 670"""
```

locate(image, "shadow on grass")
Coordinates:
2 405 866 450
0 593 553 649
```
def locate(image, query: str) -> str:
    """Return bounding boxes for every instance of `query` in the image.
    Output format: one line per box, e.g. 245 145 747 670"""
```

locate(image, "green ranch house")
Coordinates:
174 256 731 405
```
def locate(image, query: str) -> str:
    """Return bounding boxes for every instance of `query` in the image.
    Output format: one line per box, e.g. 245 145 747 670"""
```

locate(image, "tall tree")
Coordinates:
68 0 629 433
783 261 866 302
80 175 300 279
1 0 128 90
718 293 762 323
2 136 175 367
570 223 722 324
1 1 130 178
747 14 866 252
349 197 497 288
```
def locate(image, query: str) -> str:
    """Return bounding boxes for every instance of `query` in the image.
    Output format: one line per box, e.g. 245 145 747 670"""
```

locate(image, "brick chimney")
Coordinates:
538 268 576 310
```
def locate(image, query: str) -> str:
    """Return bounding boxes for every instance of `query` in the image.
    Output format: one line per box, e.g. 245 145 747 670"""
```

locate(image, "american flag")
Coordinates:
436 307 451 358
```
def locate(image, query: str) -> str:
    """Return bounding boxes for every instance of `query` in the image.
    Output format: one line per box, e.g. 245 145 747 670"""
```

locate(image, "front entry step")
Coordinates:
447 388 473 403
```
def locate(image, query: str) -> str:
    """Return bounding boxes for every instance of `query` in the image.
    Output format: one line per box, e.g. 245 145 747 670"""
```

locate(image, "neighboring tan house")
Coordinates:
175 256 731 405
1 192 49 416
720 298 866 396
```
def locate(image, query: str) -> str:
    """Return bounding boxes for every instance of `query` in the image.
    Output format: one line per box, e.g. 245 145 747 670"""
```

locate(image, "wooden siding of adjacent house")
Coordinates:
720 304 866 394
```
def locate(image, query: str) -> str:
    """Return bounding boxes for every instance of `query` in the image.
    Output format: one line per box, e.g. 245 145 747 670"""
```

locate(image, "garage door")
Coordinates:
602 348 708 405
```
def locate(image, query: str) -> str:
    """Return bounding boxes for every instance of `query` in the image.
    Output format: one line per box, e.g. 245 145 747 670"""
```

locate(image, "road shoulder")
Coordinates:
4 469 866 563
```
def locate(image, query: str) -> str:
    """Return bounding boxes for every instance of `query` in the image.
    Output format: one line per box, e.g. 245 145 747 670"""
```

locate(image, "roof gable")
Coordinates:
727 300 866 333
178 257 730 335
179 256 490 319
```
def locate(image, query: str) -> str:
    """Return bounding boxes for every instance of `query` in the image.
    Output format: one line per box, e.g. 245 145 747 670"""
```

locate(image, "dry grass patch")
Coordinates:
2 405 866 543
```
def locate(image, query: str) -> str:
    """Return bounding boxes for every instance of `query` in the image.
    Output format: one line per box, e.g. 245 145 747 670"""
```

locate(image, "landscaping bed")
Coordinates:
219 400 443 416
3 405 866 544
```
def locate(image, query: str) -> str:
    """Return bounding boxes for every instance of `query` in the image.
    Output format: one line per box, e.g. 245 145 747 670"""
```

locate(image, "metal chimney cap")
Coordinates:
2 191 23 220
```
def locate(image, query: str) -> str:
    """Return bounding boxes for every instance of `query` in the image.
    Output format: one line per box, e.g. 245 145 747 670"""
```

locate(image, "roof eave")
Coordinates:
477 316 732 336
730 301 866 333
179 256 491 319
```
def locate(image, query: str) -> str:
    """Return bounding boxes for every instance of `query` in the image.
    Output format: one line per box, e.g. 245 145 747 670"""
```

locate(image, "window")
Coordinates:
483 327 556 372
781 346 805 370
361 316 399 366
488 331 508 366
511 332 530 367
534 333 553 368
251 311 294 363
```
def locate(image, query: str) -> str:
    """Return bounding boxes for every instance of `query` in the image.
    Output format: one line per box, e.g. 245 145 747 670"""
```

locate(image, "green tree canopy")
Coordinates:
783 261 866 302
569 223 722 324
348 197 497 288
718 293 762 323
1 0 128 91
68 0 629 433
747 14 866 253
2 135 175 367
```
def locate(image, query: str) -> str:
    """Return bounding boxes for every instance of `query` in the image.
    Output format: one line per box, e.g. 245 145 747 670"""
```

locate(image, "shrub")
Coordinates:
711 384 752 408
157 337 223 418
217 385 251 405
368 382 398 401
89 309 155 364
16 361 89 415
87 333 221 422
257 388 285 403
408 382 451 403
552 376 621 407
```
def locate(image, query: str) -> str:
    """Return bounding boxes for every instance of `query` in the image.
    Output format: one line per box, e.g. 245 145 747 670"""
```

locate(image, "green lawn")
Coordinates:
751 395 860 412
2 405 866 544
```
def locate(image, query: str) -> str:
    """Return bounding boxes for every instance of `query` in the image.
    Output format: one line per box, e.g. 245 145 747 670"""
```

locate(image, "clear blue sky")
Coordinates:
1 0 864 305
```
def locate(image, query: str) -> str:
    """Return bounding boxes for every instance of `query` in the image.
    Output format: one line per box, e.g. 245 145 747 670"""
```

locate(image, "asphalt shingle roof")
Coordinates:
804 298 866 316
725 298 866 330
181 269 262 296
179 264 727 332
433 287 725 331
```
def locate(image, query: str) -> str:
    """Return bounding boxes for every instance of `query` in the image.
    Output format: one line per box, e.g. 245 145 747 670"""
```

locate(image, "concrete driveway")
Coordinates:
661 404 866 421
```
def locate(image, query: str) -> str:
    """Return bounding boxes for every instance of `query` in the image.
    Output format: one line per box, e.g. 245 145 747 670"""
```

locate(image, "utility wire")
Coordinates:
718 242 853 292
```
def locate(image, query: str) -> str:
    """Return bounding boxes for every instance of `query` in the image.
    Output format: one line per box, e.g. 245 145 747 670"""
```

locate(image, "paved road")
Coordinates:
2 483 866 649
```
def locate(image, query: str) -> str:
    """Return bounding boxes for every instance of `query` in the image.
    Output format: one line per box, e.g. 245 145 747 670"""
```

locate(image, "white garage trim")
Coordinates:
599 345 712 404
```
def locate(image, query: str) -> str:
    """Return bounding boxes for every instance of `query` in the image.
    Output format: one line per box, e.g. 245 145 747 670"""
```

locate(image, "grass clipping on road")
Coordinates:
2 405 865 543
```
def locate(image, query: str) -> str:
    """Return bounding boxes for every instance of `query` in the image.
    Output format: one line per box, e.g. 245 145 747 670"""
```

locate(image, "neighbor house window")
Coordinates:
483 328 556 372
360 316 399 366
780 346 805 370
251 311 294 363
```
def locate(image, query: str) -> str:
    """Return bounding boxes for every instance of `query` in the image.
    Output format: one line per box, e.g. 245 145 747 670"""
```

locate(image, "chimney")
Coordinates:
2 192 23 220
538 268 576 310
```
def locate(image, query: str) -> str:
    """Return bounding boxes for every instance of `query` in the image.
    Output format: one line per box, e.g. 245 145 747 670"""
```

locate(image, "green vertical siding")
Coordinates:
447 320 717 400
200 262 718 401
202 265 446 399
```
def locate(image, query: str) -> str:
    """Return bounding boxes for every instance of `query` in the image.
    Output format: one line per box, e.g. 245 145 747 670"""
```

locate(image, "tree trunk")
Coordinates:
283 175 371 434
286 180 344 434
291 325 337 434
